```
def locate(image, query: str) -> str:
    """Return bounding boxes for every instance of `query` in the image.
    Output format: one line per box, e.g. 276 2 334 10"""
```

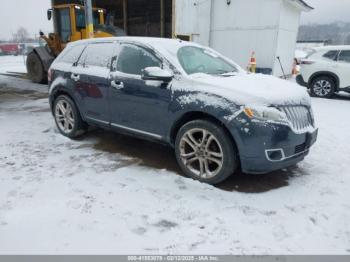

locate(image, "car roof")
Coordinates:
66 36 244 75
68 36 200 49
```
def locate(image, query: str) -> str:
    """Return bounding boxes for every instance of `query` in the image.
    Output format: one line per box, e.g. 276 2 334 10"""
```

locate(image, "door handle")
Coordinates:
111 80 124 90
71 73 80 81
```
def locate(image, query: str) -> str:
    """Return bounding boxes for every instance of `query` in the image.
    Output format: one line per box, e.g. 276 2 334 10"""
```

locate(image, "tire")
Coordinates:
26 52 47 84
310 76 336 98
53 95 87 139
175 119 237 185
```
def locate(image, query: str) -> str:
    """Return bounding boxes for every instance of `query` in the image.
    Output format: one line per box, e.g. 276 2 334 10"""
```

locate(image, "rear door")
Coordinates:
50 44 86 93
109 42 172 138
336 50 350 88
71 42 116 124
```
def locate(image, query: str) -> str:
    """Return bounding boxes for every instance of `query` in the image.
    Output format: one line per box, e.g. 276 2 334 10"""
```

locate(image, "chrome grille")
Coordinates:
279 106 314 132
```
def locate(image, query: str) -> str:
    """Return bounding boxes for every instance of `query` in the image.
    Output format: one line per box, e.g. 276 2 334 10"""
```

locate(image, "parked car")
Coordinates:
297 45 350 98
48 37 318 184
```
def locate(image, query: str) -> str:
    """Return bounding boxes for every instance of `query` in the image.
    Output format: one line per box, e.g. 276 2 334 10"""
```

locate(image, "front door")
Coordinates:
109 43 172 138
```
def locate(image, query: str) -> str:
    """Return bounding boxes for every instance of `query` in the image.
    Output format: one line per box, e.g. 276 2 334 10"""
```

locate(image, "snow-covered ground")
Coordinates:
0 55 27 74
0 56 350 255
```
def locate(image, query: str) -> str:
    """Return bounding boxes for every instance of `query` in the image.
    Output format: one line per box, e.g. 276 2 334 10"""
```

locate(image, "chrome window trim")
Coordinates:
85 116 109 125
111 123 163 140
86 116 163 140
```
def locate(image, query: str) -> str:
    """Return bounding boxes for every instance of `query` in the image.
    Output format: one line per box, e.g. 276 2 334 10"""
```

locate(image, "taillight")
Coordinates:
48 69 52 82
301 60 315 65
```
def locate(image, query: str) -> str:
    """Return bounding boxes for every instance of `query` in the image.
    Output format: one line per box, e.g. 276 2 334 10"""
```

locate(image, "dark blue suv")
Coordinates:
49 37 318 184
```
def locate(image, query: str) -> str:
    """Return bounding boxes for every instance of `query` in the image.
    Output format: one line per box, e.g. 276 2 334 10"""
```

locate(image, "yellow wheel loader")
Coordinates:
26 3 125 83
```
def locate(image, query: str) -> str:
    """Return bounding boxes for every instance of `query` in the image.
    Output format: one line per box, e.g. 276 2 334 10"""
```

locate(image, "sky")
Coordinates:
0 0 52 40
0 0 350 40
300 0 350 24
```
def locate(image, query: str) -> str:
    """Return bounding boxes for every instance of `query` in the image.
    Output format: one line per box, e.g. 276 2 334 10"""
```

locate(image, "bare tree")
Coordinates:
12 27 30 43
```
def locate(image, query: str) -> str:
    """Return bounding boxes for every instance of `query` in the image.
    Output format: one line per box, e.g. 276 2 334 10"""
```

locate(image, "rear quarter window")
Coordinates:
78 42 115 68
57 44 85 64
322 50 339 60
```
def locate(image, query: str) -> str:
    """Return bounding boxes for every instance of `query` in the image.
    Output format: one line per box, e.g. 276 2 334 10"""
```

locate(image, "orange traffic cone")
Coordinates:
249 52 257 73
292 58 298 76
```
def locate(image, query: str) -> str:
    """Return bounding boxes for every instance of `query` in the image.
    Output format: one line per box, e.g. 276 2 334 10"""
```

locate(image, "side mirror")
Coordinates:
47 9 52 20
141 67 174 82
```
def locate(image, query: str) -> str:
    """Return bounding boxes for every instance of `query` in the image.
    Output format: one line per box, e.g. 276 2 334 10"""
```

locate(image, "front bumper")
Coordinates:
228 115 318 174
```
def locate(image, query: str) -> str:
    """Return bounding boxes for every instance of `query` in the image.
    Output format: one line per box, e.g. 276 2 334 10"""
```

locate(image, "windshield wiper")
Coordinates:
213 69 237 76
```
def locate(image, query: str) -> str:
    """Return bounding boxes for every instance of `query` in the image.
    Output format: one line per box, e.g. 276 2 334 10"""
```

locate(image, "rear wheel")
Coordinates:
310 76 336 98
175 119 237 185
26 52 47 84
54 95 87 139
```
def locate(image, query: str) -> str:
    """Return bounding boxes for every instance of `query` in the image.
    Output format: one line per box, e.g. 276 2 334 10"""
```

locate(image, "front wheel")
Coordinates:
310 76 336 98
26 52 47 84
175 119 238 185
53 95 87 139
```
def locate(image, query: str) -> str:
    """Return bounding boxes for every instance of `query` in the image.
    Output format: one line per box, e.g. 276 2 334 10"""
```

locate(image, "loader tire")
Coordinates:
26 52 47 84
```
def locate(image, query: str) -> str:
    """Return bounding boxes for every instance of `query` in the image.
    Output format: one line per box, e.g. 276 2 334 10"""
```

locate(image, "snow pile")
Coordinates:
0 55 27 74
0 57 349 255
295 49 308 59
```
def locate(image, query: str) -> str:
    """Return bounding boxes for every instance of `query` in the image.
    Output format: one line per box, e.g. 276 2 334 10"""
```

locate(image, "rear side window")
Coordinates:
322 50 338 60
58 45 85 64
338 50 350 63
116 44 161 75
78 43 115 68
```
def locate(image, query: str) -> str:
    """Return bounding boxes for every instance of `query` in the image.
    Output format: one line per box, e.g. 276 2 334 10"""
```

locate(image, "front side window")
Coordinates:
177 46 237 75
323 50 339 60
338 50 350 63
75 8 101 31
57 44 85 64
116 44 161 75
78 43 114 68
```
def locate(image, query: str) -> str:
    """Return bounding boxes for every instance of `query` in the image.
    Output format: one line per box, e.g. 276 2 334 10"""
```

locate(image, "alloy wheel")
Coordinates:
179 128 224 179
313 80 332 97
55 100 75 134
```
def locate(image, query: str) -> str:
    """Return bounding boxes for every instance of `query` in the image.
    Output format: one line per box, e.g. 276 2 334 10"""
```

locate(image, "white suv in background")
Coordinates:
297 46 350 98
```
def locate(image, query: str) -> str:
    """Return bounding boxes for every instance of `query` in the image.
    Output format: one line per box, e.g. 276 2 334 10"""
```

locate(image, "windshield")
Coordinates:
75 9 101 30
177 46 237 75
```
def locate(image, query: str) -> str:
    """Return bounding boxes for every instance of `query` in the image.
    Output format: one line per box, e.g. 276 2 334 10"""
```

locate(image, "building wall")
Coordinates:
209 0 281 71
273 0 301 76
175 0 304 77
174 0 212 46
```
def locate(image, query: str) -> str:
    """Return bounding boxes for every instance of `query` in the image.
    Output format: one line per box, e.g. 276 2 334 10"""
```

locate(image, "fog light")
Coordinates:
265 149 285 161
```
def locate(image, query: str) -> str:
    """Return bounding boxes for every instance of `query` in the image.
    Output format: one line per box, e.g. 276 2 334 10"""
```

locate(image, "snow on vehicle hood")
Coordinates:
187 72 311 107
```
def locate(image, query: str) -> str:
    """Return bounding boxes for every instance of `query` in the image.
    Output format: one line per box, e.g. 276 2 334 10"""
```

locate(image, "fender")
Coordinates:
309 71 340 90
168 91 245 159
33 46 55 72
48 76 74 112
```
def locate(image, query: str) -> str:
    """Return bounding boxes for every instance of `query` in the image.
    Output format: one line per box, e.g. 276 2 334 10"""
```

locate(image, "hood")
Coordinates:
188 73 311 107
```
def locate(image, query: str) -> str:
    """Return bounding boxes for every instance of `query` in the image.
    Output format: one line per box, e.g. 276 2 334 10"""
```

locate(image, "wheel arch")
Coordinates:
31 46 55 72
169 111 241 163
50 87 76 113
309 71 340 90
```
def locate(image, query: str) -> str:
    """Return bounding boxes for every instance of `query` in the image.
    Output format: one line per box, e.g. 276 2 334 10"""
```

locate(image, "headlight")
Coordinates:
243 106 288 123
